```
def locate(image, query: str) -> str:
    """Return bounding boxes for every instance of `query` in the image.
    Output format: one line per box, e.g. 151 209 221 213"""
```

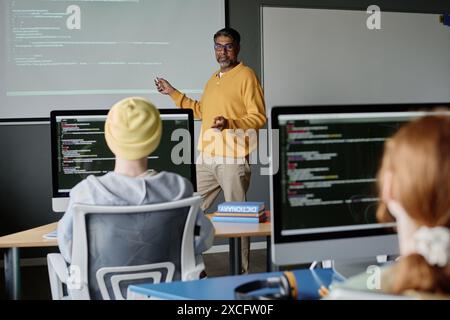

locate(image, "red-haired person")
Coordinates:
332 114 450 299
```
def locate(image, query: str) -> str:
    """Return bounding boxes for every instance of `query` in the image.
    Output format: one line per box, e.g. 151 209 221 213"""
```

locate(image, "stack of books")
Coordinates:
211 201 267 223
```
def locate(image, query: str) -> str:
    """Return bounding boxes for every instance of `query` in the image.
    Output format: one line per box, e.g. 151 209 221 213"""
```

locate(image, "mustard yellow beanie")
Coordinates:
105 97 162 160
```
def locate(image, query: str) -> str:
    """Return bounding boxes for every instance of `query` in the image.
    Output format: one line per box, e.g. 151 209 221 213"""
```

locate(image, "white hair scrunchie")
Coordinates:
414 226 450 267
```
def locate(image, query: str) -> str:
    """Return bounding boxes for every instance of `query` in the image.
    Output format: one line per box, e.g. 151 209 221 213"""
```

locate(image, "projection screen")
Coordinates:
0 0 225 119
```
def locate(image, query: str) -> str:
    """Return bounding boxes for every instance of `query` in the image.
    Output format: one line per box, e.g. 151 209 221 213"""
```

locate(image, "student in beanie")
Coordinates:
57 97 214 268
105 97 162 161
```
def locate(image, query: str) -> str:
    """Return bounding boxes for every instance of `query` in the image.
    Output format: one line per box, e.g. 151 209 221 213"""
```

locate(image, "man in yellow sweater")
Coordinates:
155 28 266 273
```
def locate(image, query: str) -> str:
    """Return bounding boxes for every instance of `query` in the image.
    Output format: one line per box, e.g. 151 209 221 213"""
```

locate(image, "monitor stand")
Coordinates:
52 197 69 212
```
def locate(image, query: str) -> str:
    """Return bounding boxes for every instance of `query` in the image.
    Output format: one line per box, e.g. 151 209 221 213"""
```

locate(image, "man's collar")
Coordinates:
215 61 243 78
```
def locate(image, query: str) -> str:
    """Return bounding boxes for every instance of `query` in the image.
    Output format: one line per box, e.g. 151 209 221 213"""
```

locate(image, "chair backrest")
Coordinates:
68 196 202 300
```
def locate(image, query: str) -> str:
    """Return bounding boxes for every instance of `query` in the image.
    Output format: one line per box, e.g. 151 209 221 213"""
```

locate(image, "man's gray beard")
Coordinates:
219 61 230 68
219 60 234 68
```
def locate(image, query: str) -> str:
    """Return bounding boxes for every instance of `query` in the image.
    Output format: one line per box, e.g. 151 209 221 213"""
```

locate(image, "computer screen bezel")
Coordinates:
270 103 449 260
50 108 196 202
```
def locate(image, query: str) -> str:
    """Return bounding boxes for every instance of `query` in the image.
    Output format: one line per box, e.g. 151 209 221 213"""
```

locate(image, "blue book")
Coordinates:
217 201 265 214
214 211 265 217
212 213 267 223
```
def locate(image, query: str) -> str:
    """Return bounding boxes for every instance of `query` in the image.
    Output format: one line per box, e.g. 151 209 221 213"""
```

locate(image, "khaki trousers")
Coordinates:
196 155 251 273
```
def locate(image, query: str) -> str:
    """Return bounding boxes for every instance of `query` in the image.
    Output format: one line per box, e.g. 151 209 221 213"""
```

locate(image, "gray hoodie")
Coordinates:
57 171 214 263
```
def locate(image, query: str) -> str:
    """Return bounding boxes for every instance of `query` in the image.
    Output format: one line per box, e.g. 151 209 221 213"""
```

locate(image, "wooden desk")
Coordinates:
208 214 271 278
0 219 271 300
0 223 57 248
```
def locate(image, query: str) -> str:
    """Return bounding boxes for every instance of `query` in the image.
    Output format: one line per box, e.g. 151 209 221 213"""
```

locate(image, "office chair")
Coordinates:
47 195 204 300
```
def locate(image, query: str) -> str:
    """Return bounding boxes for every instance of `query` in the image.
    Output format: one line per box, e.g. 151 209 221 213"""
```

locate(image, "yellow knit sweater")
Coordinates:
169 62 266 157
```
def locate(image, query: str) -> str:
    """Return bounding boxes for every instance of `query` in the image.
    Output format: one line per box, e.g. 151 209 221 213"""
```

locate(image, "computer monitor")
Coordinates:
270 103 450 266
50 109 195 212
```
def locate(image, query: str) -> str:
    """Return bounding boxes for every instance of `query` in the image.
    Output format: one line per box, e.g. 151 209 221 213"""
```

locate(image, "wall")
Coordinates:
262 8 450 110
0 122 59 258
229 0 450 79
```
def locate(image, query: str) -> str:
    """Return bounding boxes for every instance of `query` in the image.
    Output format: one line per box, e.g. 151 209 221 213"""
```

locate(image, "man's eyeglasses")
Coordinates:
214 43 234 51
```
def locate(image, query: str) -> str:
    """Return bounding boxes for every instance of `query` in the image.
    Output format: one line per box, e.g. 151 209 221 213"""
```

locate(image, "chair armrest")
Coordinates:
47 253 69 300
48 253 69 283
183 262 206 281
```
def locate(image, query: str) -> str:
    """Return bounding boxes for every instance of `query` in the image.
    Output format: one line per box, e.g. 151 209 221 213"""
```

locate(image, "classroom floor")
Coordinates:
0 249 267 300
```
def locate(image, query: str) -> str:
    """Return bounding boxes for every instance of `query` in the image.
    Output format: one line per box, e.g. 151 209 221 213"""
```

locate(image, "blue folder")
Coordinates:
128 268 345 300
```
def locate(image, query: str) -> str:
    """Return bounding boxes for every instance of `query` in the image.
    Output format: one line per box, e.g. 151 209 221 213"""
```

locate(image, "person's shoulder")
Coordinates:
69 176 92 195
150 171 194 194
237 63 260 82
157 171 193 188
239 62 257 75
69 174 107 198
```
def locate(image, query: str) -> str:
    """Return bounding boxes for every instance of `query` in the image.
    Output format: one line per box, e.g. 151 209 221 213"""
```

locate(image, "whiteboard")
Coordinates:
0 0 224 119
261 7 450 112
